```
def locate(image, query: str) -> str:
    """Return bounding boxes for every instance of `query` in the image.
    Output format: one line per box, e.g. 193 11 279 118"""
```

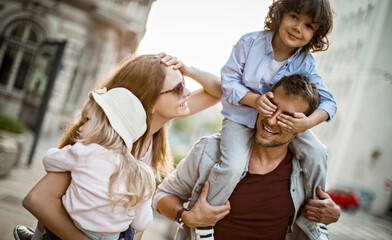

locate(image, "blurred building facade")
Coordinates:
313 0 392 216
0 0 154 135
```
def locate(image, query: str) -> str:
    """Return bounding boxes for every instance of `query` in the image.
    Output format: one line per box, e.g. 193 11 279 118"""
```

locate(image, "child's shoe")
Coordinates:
195 226 214 240
13 225 34 240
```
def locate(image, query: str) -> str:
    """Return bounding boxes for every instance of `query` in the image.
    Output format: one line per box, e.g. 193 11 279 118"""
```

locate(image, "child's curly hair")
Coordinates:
264 0 334 52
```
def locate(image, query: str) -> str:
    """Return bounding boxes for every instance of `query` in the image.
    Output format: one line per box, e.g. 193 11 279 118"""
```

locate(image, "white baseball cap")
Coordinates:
91 87 146 152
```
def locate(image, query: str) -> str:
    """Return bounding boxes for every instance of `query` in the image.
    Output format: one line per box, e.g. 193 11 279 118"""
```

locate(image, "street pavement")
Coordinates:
0 132 391 240
328 210 392 240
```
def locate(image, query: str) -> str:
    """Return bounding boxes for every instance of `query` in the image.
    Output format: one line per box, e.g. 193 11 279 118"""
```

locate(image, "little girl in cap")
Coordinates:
36 87 154 240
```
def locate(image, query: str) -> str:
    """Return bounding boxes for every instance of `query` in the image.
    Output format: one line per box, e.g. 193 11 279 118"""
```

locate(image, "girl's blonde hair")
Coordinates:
59 54 173 180
77 95 155 211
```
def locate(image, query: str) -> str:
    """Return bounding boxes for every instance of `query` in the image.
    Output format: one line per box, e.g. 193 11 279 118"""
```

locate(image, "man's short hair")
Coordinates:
272 74 320 116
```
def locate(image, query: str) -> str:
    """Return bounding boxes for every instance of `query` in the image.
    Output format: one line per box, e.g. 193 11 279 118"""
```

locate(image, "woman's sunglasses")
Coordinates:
160 80 185 99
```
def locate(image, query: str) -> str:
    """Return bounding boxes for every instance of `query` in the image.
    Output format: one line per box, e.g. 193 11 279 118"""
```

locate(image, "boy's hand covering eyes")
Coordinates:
256 92 277 117
277 112 311 133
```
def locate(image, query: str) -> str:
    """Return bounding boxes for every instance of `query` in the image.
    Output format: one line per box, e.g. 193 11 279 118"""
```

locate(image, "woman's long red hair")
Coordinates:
59 54 173 179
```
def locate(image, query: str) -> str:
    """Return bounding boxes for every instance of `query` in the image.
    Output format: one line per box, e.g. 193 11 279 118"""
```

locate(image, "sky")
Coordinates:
137 0 273 90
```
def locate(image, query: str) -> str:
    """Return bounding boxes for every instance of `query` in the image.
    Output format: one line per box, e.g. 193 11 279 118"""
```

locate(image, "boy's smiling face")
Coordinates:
276 11 320 51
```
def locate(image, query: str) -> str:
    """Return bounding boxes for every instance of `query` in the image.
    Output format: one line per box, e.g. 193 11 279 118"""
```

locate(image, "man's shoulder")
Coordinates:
193 133 221 150
191 133 221 160
288 133 328 170
194 132 220 143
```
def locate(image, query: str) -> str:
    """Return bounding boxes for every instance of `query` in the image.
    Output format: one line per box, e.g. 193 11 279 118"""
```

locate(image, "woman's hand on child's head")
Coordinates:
256 92 277 117
277 112 311 133
155 52 192 76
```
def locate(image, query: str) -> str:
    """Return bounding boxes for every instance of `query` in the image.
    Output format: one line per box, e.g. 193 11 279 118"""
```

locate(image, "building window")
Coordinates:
0 19 46 93
365 3 374 23
354 40 363 61
358 8 365 25
65 43 94 110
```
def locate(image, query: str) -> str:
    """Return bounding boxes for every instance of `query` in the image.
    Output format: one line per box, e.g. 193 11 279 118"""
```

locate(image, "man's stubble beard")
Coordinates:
254 134 296 148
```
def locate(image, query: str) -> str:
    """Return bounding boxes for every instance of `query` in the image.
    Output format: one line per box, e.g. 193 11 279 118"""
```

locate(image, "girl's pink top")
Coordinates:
43 142 154 234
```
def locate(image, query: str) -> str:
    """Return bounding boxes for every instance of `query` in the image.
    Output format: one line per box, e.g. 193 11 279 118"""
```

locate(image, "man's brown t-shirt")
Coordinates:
214 150 295 240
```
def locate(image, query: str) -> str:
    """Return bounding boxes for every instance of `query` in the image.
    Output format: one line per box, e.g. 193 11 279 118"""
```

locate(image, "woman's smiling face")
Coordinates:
152 66 191 122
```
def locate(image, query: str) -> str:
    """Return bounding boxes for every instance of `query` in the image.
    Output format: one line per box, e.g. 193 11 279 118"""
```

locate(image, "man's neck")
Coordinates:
248 143 289 175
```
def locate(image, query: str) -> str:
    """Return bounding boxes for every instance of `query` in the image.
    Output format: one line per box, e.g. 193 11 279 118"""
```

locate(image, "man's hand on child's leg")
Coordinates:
305 186 341 225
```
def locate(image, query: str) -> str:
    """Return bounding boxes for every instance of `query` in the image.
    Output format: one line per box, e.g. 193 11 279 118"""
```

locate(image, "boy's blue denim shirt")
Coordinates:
221 30 337 128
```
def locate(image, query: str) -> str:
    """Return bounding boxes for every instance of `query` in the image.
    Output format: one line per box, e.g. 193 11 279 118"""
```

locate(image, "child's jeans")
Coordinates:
206 118 326 206
206 118 254 206
45 225 135 240
119 227 135 240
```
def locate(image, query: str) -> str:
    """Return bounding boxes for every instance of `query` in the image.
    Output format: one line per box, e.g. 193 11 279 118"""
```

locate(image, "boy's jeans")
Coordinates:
206 118 254 206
